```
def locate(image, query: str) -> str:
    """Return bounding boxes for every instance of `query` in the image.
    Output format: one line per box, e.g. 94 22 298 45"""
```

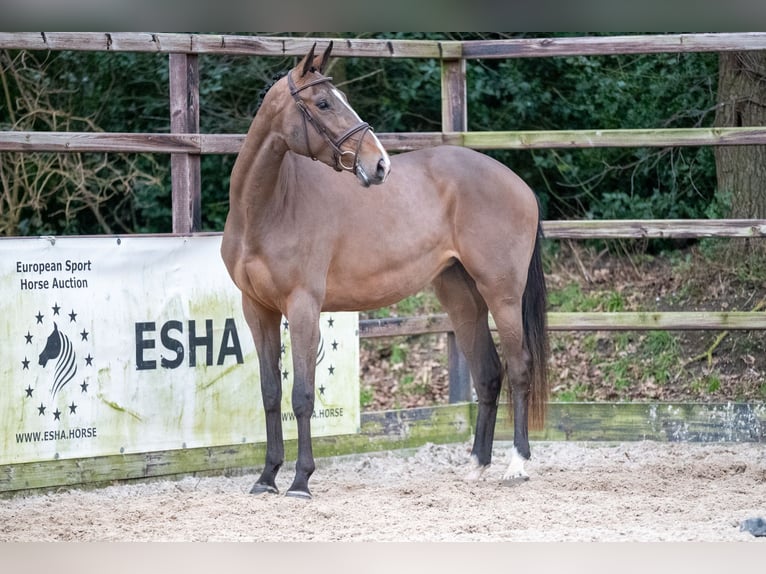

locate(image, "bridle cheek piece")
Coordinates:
288 72 372 174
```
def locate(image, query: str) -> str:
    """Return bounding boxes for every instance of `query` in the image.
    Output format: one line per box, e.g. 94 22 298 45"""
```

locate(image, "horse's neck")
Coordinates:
228 121 291 227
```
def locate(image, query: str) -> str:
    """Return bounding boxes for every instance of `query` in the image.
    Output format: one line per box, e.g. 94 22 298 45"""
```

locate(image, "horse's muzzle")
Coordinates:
357 156 390 187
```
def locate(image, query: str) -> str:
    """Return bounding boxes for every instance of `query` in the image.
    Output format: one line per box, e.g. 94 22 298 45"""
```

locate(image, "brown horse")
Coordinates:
221 42 549 499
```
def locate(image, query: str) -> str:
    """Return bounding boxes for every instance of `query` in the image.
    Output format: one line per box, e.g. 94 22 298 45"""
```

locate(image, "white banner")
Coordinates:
0 235 359 465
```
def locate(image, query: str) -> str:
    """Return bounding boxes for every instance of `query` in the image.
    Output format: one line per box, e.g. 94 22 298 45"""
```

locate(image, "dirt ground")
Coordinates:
2 440 765 542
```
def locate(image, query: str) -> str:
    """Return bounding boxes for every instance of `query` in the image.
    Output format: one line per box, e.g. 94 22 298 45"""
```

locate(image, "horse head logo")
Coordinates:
38 322 77 397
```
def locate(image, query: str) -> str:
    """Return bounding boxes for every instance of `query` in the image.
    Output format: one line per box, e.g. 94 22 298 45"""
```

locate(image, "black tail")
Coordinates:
522 221 549 430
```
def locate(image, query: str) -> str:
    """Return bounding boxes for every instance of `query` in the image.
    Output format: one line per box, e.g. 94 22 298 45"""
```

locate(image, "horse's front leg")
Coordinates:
242 297 284 494
285 290 322 499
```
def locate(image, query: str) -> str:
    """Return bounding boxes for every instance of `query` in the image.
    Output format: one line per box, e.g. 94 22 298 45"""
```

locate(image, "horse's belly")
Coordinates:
322 251 453 312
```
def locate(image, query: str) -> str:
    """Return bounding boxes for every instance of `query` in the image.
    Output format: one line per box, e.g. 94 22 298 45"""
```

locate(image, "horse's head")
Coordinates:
38 322 61 367
272 42 390 187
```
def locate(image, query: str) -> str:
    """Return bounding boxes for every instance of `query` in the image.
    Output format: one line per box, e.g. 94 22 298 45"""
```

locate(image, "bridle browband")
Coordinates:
287 71 373 174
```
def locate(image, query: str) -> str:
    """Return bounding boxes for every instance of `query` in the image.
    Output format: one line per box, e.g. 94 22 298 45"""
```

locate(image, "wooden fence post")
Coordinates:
440 45 473 403
447 332 473 403
440 42 467 136
169 53 201 234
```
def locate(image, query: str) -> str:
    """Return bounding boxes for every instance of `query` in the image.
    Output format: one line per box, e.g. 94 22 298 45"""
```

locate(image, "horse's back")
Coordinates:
391 145 538 223
392 145 537 204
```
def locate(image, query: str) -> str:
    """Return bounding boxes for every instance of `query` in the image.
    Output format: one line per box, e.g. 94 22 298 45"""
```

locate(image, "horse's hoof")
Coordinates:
250 483 279 495
502 475 530 487
502 446 530 481
502 469 530 481
464 455 489 482
285 489 312 500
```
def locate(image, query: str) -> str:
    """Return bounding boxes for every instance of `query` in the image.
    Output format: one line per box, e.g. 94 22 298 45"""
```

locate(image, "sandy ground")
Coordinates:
2 440 766 542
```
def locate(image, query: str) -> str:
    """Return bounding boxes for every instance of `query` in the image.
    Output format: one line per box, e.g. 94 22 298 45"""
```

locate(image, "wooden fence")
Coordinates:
2 32 766 403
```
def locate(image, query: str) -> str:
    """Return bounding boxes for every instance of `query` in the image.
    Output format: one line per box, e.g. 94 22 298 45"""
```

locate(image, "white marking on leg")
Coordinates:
503 446 529 481
464 454 489 482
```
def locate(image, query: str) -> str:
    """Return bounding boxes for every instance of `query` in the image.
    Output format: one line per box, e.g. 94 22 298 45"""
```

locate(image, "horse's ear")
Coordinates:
318 41 333 74
299 43 317 77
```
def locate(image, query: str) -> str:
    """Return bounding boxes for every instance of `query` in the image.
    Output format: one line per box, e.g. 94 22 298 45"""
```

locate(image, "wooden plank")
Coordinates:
2 33 766 58
197 221 766 240
0 33 443 58
169 53 201 234
3 402 763 493
547 312 766 331
5 128 766 155
200 133 459 154
314 38 442 59
189 132 766 154
0 132 201 153
0 132 393 154
359 310 766 340
199 134 244 154
461 127 766 149
544 219 766 238
362 127 766 151
494 402 766 443
359 315 453 338
377 132 463 151
205 129 766 154
0 32 285 55
460 33 766 58
178 36 442 58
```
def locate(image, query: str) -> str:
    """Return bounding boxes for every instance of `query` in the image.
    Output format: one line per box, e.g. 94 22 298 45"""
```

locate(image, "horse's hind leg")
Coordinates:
433 262 503 481
242 297 284 494
487 297 532 481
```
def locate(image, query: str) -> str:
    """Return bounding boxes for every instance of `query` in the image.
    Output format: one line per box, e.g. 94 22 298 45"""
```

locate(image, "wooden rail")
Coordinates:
359 312 766 339
2 32 766 57
543 219 766 239
4 127 766 154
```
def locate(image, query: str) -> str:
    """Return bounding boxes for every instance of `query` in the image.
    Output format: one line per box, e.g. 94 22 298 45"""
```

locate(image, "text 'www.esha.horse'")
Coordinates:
221 42 549 499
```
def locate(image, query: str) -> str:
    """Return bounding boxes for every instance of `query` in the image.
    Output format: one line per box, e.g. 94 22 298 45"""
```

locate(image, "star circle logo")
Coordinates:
21 302 95 422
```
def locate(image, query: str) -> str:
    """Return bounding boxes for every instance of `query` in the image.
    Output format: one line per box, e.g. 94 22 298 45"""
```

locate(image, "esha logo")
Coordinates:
20 303 95 424
15 303 98 446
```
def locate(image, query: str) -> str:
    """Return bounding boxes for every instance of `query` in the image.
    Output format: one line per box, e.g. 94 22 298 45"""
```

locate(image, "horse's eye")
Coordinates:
316 99 330 110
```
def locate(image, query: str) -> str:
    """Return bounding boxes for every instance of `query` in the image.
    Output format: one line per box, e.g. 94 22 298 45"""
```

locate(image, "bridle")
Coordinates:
287 71 373 174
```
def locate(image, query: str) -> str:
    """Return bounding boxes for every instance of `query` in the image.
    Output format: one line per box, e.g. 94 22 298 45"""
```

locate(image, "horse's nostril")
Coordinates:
376 158 389 180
